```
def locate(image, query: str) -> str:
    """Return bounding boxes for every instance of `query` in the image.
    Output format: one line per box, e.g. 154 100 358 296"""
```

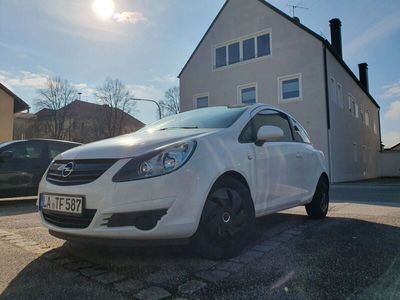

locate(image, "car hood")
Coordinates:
56 128 219 160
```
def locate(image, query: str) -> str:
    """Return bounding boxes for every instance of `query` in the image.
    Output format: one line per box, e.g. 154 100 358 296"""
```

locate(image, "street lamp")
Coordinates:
129 97 162 120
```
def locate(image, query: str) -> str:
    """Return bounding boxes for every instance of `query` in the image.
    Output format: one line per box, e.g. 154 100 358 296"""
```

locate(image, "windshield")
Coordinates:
141 106 248 131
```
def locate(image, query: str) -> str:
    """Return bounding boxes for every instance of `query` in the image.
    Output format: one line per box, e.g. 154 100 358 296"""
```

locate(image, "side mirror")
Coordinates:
256 125 284 146
0 151 13 162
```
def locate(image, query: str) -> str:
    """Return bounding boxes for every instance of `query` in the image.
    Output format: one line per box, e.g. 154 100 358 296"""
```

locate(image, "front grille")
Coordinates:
42 209 97 229
46 159 117 186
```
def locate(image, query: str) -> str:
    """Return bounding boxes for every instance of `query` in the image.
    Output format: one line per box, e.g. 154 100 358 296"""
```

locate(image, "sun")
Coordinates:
92 0 115 19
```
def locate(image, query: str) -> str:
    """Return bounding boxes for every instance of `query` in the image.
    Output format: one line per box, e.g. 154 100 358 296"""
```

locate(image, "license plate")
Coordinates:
41 194 83 215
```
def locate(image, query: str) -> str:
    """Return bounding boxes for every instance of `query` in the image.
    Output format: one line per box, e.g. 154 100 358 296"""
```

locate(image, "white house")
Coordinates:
178 0 381 183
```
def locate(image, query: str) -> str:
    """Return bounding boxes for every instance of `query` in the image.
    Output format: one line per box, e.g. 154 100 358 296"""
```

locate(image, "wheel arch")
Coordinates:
320 172 329 188
211 170 252 194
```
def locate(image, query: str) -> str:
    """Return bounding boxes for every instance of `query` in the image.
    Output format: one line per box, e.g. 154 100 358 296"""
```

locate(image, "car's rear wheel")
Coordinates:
305 176 329 219
193 177 255 259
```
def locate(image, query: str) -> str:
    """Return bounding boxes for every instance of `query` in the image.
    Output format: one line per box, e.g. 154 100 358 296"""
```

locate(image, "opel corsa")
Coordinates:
38 104 329 258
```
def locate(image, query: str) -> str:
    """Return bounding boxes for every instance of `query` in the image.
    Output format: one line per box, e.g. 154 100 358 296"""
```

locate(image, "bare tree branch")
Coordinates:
159 86 180 117
35 77 77 139
94 78 137 137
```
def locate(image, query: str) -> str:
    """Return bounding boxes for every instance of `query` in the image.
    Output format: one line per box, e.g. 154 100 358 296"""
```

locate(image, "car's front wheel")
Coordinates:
305 176 329 219
193 177 255 259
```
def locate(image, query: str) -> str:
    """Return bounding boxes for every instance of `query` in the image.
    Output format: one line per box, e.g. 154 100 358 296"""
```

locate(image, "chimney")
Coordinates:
329 18 342 58
358 63 369 92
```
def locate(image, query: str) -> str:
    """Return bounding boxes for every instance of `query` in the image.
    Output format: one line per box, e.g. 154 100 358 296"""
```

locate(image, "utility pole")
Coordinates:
287 3 308 17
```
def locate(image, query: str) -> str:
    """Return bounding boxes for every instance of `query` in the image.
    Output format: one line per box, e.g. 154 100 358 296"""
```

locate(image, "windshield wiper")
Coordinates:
159 126 199 131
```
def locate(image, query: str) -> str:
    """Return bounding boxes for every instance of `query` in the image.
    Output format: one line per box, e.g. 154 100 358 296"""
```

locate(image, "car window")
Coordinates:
2 141 45 160
48 142 77 159
239 109 293 143
292 119 311 144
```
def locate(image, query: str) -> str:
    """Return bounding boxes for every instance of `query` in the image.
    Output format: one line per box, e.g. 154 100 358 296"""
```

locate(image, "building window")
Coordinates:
243 38 255 61
360 105 364 123
278 74 302 102
330 77 336 103
228 42 240 65
337 83 343 108
373 121 377 134
257 34 271 57
193 93 209 108
238 83 257 104
354 101 359 118
348 94 352 113
215 46 227 68
362 145 367 163
365 111 370 127
213 29 271 69
353 143 358 162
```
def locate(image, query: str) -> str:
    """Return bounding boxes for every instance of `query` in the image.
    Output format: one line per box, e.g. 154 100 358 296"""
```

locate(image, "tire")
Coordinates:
306 176 329 219
192 177 255 259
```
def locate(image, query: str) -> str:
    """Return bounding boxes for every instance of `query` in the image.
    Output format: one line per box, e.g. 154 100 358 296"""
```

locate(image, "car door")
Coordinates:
28 141 51 193
291 118 318 200
0 141 47 198
239 109 305 212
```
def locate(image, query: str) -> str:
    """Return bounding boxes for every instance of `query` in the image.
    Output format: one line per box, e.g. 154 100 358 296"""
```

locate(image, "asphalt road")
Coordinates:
0 185 399 300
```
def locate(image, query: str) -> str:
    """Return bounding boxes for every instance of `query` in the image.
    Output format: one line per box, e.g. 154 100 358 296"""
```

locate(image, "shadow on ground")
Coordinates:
1 211 399 299
0 200 37 217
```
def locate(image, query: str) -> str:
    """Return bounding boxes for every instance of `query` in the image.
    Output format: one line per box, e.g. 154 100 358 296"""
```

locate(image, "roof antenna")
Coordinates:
287 3 309 17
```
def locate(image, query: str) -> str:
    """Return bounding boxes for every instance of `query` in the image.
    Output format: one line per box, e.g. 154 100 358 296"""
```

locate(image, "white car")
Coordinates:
37 104 329 258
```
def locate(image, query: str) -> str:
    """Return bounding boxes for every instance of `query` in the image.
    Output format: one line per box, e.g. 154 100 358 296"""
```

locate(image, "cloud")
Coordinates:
126 84 164 100
381 82 400 99
385 100 400 121
345 14 400 57
150 74 178 85
113 11 147 24
382 131 400 148
0 70 48 91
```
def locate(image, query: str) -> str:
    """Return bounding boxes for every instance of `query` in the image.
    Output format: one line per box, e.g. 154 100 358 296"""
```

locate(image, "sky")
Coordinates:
0 0 400 147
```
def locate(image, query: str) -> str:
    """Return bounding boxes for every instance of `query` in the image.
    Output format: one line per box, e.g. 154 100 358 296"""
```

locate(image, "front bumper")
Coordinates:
37 158 208 240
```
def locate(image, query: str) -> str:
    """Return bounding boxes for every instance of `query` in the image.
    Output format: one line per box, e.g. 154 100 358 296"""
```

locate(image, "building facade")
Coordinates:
179 0 381 183
0 82 29 143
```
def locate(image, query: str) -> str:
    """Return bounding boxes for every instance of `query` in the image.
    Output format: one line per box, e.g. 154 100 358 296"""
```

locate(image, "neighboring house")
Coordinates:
17 100 144 143
0 82 29 143
179 0 381 183
13 112 37 140
379 142 400 177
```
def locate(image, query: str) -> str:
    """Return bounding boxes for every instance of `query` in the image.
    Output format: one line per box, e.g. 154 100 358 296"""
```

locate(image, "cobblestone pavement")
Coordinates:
0 191 399 300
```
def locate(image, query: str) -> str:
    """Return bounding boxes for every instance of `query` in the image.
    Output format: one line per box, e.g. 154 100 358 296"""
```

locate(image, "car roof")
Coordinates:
0 139 81 147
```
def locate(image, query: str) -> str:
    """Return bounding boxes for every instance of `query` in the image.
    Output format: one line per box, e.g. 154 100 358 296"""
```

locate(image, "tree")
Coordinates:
94 78 136 137
35 77 77 139
159 86 180 117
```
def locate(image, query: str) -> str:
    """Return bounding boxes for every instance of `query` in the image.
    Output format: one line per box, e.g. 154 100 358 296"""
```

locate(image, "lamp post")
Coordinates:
129 97 162 120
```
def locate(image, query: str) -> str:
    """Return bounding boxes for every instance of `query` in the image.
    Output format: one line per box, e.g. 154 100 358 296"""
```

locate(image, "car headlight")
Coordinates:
112 141 197 182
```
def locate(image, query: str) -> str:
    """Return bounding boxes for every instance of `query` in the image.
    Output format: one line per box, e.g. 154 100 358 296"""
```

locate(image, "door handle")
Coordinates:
296 152 303 158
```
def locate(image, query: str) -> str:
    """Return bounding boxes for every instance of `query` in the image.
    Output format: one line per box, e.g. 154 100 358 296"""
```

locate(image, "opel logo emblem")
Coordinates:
61 162 74 177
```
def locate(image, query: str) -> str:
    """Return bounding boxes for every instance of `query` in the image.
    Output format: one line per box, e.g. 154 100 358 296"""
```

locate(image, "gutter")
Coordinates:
323 44 333 181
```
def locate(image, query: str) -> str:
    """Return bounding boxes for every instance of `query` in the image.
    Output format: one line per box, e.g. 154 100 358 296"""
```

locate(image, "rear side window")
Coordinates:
239 109 293 143
292 119 311 144
48 142 77 159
